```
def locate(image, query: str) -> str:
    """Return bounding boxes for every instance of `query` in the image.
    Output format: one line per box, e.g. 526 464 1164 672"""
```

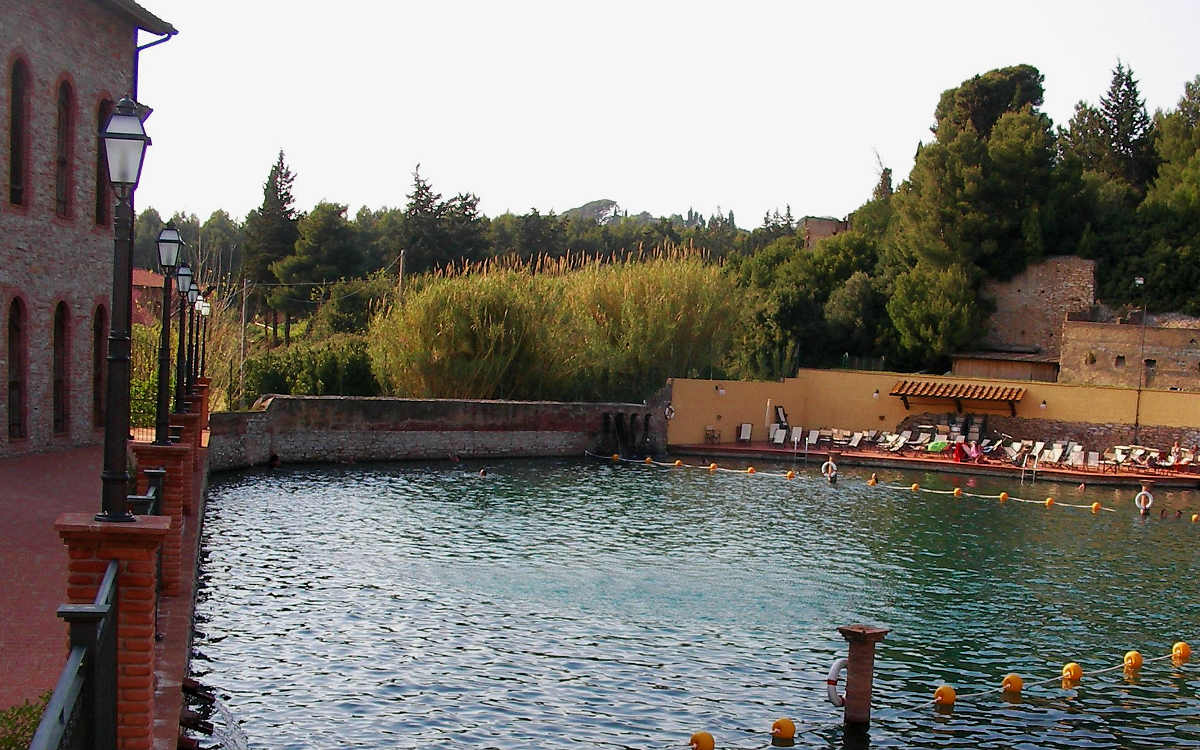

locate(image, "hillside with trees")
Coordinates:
129 62 1200 413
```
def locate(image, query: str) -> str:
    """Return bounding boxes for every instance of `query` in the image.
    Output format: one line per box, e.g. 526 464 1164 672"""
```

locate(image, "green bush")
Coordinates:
242 335 379 404
130 374 158 428
368 250 741 402
0 691 49 750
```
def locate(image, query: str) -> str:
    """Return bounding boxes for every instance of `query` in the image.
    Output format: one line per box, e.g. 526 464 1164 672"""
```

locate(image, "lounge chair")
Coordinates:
1066 446 1085 468
768 423 780 441
1086 451 1101 471
1044 444 1064 465
888 431 912 452
1029 441 1046 463
789 426 805 445
774 405 789 429
907 432 931 453
864 430 878 442
848 432 864 449
771 428 787 446
736 423 752 443
806 430 820 449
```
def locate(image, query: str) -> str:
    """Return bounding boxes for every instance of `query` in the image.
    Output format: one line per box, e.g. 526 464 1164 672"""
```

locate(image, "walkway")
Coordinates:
0 445 102 709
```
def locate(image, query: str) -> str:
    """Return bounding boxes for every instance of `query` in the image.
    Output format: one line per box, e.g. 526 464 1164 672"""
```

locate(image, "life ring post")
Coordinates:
837 624 890 728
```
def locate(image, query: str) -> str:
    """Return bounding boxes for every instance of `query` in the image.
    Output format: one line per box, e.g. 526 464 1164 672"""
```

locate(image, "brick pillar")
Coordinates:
129 443 190 596
194 378 211 429
56 514 170 750
170 411 204 480
838 624 890 727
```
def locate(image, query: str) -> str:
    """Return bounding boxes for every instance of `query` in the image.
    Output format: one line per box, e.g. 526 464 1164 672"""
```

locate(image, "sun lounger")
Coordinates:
768 423 780 441
1067 446 1085 468
1029 441 1045 462
774 405 789 428
1045 445 1064 465
737 423 752 443
888 431 912 452
789 426 805 445
771 428 787 446
908 432 931 452
806 430 820 449
848 432 863 449
1086 451 1100 470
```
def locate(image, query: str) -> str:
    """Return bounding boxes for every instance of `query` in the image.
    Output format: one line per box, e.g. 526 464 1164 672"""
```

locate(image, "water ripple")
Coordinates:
195 459 1200 748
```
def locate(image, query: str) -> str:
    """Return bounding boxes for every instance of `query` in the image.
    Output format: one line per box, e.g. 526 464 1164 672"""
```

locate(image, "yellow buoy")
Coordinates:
674 459 683 467
1192 513 1199 523
747 466 756 474
1124 650 1143 670
867 476 877 486
1045 497 1055 508
645 457 654 464
708 463 718 472
689 731 715 750
933 684 956 706
1173 641 1192 662
911 483 920 492
1092 502 1102 514
1062 662 1083 681
1001 673 1023 694
611 453 620 461
770 717 796 741
785 470 795 480
953 487 963 497
999 491 1009 503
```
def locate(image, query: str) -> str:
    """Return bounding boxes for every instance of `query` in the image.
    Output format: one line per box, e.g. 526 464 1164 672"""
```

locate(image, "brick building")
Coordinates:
800 216 849 248
1 0 174 457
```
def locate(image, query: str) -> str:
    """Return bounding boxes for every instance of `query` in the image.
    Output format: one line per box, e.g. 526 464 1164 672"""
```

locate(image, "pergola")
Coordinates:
888 379 1026 416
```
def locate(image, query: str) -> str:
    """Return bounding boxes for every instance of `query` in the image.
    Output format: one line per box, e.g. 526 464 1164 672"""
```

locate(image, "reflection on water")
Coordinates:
196 459 1200 749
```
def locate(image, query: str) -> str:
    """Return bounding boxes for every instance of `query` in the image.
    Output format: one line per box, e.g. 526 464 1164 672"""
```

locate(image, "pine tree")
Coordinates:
243 150 300 344
1099 61 1156 188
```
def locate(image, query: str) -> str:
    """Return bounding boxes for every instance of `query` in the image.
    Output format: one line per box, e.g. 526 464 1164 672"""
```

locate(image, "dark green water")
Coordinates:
196 458 1200 749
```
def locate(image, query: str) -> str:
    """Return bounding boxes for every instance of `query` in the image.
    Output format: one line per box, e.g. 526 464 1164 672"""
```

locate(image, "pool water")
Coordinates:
195 458 1200 749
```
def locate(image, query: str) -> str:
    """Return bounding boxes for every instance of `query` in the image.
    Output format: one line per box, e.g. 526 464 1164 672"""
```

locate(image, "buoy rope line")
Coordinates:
586 453 1161 516
883 644 1191 717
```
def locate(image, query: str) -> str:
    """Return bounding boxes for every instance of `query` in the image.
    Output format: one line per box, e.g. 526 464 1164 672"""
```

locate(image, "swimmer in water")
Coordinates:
479 468 488 477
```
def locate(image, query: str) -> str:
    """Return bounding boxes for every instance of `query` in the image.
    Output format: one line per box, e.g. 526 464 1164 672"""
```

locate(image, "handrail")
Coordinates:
28 559 119 750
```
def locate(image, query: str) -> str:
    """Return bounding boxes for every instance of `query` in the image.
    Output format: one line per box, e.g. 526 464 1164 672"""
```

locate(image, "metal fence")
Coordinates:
29 559 119 750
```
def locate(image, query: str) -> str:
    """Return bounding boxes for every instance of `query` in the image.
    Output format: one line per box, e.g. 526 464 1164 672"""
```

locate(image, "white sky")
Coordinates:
132 0 1200 227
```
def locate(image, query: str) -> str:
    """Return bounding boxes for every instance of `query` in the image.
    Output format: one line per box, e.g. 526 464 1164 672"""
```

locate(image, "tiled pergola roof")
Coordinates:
889 379 1026 415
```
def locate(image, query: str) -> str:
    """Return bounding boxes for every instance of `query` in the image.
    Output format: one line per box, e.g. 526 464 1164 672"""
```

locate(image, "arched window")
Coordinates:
94 100 112 226
7 299 27 439
8 60 30 206
93 306 106 427
55 80 75 218
53 302 69 434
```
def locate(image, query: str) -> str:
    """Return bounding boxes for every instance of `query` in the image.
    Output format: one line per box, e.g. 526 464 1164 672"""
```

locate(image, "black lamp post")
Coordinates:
1133 275 1147 444
97 96 150 522
199 300 211 378
173 264 192 413
186 286 199 392
153 225 182 445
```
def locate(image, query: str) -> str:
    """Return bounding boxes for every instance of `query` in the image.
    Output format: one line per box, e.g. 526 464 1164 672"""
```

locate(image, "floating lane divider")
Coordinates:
684 642 1196 749
881 482 1119 514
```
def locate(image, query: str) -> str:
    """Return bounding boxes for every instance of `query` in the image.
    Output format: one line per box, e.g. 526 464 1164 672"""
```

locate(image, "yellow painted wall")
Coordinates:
667 369 1200 446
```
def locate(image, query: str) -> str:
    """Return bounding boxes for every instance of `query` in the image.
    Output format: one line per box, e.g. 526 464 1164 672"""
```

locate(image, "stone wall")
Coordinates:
1059 320 1200 391
207 395 660 472
0 0 139 456
979 255 1095 357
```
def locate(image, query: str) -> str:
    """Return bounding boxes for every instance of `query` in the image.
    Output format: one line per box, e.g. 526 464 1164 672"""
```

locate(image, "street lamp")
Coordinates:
153 225 182 445
186 286 199 392
174 264 192 413
199 300 211 378
97 96 150 522
1133 276 1148 444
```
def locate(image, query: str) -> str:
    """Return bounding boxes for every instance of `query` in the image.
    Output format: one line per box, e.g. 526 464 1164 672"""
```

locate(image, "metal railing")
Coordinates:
29 559 119 750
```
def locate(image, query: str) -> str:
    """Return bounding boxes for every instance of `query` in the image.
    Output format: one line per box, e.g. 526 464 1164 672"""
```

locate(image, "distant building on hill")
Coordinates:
799 216 849 249
0 0 175 457
1059 309 1200 391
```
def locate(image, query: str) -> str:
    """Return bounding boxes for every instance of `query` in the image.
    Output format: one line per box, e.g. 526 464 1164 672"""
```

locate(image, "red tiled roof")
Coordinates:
889 379 1026 402
132 269 163 288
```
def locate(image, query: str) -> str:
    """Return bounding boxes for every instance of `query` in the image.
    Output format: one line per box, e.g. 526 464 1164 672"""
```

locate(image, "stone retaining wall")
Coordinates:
208 395 660 472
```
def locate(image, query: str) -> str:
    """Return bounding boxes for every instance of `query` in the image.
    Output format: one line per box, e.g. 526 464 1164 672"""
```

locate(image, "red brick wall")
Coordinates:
0 0 137 456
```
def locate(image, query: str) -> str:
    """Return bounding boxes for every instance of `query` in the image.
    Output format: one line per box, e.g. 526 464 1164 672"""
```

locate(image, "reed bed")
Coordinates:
369 248 741 402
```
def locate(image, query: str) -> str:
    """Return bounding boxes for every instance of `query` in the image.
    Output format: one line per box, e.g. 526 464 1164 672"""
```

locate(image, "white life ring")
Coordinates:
827 657 847 707
821 460 838 477
1134 490 1153 512
664 403 676 421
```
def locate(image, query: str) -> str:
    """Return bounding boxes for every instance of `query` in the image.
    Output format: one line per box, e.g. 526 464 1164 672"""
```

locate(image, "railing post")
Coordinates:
57 560 119 750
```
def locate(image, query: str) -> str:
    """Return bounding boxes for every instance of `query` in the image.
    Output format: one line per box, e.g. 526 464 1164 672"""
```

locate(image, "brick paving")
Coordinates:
0 445 102 709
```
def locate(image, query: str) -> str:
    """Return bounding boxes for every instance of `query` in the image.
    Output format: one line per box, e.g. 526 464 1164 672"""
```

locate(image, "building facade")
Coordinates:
977 255 1096 358
1058 316 1200 392
1 0 173 456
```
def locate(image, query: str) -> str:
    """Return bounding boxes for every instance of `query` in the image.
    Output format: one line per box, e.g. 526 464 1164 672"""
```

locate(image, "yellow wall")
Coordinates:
667 369 1200 445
